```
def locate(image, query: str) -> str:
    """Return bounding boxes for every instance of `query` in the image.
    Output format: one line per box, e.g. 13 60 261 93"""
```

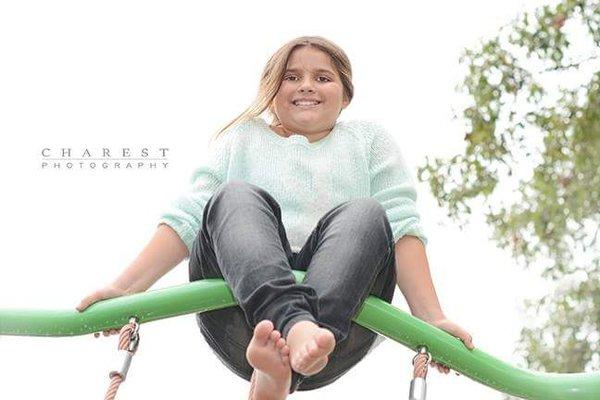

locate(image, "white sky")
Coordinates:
0 1 559 399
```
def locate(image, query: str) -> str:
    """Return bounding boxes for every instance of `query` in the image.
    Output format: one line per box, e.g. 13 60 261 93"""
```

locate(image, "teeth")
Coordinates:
294 101 320 106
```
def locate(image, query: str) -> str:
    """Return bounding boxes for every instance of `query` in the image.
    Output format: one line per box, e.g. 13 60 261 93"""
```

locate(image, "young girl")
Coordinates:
76 36 474 399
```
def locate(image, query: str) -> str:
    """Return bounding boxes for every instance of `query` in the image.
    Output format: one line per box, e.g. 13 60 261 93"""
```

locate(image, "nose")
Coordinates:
298 76 315 93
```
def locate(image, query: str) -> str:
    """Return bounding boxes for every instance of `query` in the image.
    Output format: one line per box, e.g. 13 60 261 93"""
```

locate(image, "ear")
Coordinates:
341 97 350 109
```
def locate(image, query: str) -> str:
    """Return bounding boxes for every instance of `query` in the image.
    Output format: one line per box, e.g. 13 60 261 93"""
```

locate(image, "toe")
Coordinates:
254 320 274 343
306 340 319 358
276 338 286 349
270 330 281 342
315 329 336 352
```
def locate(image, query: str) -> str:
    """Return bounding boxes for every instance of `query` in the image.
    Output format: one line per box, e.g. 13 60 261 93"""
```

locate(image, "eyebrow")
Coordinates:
284 68 336 75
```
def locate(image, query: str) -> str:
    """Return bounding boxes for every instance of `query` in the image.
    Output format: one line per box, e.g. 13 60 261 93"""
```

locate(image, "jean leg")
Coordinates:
298 248 396 390
188 180 318 393
289 198 396 391
196 180 318 330
288 198 396 342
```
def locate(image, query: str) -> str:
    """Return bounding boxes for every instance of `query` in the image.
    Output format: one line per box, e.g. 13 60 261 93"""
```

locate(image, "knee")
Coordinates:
205 180 277 222
210 180 266 206
204 181 253 223
345 198 393 243
214 180 255 198
347 198 387 222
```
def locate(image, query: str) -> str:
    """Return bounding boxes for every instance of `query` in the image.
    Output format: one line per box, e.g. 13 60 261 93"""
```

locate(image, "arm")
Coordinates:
78 117 238 317
76 224 188 314
394 235 475 354
394 235 443 322
116 123 241 293
112 122 239 293
365 122 444 320
111 224 188 294
365 121 474 371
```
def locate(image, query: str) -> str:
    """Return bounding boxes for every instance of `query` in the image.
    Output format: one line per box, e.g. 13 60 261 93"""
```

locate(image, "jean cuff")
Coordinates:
289 370 306 393
281 312 318 340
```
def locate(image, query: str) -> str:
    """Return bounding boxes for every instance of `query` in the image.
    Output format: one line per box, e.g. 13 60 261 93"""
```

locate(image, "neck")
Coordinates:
271 123 332 143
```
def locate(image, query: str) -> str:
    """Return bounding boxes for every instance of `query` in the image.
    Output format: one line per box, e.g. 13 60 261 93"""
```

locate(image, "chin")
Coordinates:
293 122 321 133
291 114 324 126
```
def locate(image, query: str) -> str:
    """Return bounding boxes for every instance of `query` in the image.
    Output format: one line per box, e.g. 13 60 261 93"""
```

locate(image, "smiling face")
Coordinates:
271 46 349 140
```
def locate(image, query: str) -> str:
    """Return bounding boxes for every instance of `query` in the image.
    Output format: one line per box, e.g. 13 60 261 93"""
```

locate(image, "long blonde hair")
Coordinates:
211 36 354 142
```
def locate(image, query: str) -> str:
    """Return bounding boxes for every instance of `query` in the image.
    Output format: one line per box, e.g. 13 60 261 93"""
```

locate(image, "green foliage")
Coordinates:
419 0 599 375
518 263 600 373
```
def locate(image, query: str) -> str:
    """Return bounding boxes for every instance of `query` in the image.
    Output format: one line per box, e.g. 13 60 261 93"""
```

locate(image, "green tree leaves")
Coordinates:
420 0 599 376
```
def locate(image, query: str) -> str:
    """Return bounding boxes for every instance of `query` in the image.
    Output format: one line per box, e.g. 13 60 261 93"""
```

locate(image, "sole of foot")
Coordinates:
246 320 292 400
287 320 336 376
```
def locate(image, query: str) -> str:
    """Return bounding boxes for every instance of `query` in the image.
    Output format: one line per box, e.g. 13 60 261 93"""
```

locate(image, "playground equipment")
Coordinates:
1 270 599 399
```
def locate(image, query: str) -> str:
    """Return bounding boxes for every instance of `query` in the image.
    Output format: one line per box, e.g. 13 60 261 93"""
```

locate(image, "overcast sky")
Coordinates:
0 1 555 399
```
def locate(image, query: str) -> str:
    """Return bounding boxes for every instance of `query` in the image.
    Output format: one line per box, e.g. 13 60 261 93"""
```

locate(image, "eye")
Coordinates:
284 75 298 81
317 76 331 82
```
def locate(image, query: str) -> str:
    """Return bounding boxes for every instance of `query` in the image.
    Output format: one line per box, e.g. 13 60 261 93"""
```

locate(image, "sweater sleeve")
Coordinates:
368 122 427 246
157 128 235 255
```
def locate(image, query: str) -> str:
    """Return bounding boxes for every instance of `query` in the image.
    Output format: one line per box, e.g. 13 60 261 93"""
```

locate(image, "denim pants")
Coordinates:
188 180 397 393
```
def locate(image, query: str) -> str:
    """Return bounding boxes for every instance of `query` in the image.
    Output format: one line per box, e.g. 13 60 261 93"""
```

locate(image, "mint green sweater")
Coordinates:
158 117 426 255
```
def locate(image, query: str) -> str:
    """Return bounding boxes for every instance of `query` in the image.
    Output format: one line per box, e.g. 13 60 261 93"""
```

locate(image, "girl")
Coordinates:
76 36 474 399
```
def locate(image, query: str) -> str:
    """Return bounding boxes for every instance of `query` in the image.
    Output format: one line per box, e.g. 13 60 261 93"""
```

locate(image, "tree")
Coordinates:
418 0 600 381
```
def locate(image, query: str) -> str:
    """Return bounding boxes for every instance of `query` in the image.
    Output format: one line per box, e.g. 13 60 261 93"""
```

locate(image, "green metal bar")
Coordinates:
1 270 598 399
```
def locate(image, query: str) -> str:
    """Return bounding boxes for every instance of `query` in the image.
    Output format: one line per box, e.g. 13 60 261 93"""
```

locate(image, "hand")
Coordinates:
426 317 475 375
75 284 130 338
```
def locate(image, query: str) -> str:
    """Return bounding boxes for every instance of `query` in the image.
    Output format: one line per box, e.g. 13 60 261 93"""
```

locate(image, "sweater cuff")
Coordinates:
393 223 427 247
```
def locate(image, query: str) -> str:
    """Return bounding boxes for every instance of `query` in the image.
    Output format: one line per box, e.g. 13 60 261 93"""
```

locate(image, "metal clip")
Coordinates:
411 345 431 369
409 346 430 400
127 316 140 353
108 317 140 381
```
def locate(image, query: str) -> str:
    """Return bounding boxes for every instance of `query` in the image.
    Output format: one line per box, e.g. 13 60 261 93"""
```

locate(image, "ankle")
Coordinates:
253 370 291 400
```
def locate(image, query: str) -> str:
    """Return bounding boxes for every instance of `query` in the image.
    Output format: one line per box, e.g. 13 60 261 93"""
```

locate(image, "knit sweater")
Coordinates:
158 117 427 255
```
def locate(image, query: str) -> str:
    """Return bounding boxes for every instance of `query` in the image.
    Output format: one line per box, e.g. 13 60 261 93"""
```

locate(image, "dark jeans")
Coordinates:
189 180 396 393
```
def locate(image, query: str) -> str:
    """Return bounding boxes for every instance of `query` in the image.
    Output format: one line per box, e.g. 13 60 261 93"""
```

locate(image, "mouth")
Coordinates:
292 100 321 107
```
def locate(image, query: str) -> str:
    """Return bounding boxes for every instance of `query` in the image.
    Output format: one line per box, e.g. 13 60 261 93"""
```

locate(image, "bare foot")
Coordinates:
246 320 291 400
286 320 336 376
